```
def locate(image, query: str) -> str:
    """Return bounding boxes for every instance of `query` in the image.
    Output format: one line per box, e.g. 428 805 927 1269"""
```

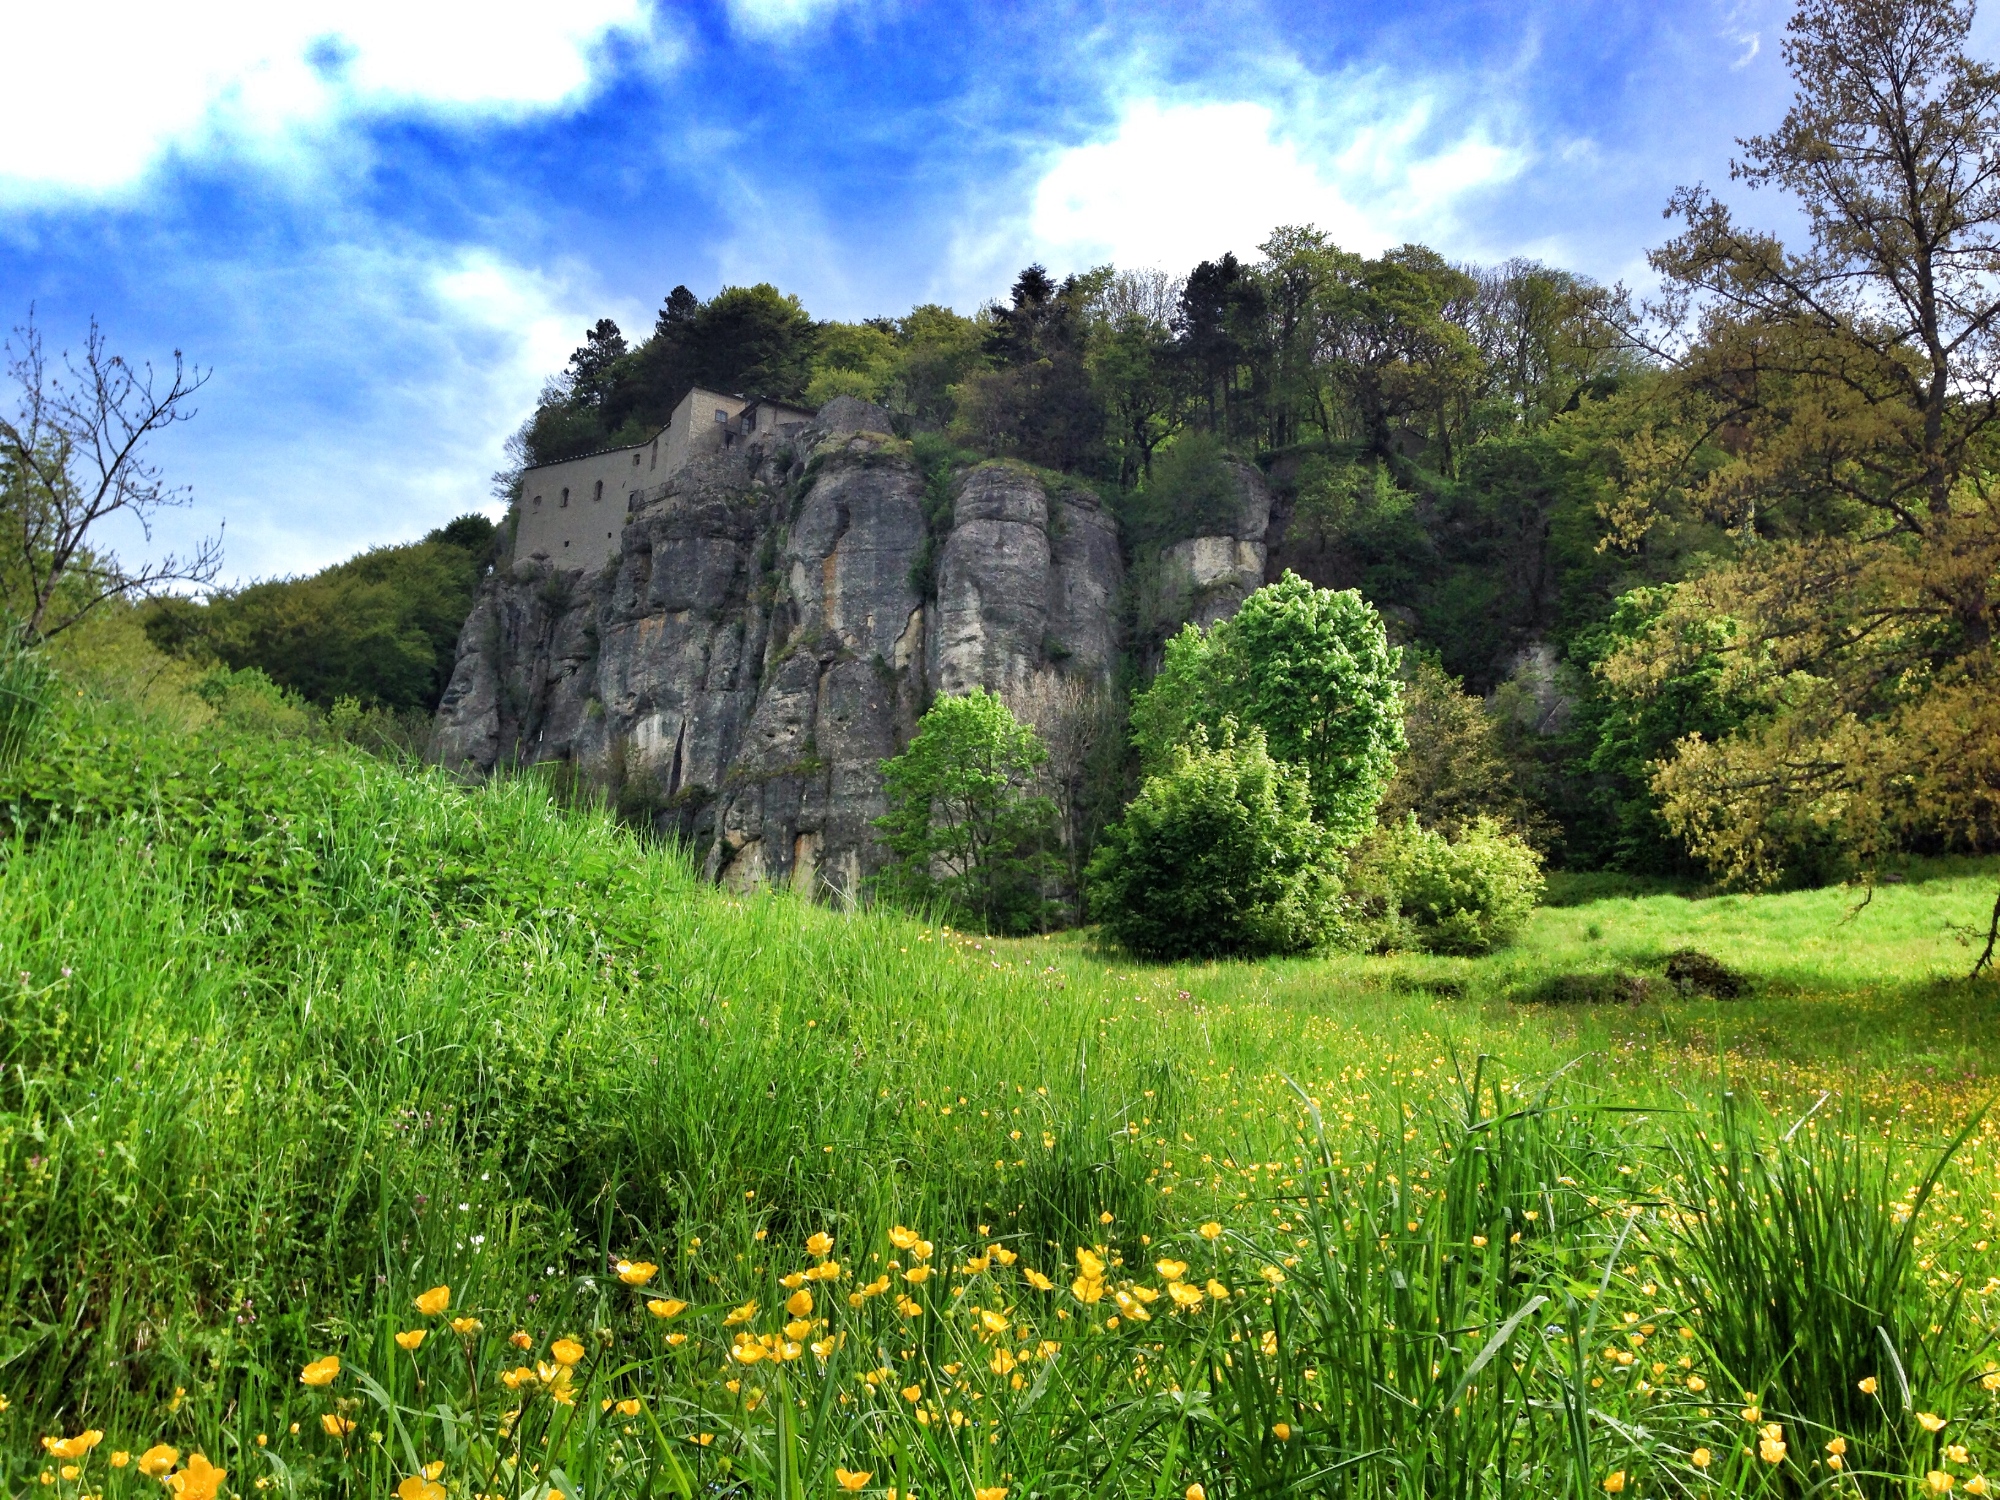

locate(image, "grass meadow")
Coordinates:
5 711 2000 1499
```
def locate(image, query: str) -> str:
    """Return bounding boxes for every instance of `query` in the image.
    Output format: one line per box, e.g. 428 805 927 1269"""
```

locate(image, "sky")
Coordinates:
0 0 1828 583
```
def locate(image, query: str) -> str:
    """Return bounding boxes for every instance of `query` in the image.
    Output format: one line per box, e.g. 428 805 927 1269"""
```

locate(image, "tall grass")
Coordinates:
5 686 2000 1494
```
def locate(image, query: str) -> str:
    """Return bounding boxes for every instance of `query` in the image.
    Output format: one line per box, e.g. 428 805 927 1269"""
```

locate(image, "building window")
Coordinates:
593 479 603 502
632 452 641 466
714 408 728 423
629 490 641 507
560 487 569 507
532 494 543 507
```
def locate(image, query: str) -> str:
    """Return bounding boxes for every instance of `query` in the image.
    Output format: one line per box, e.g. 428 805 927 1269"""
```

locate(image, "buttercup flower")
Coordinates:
1859 1376 1880 1394
833 1469 870 1491
616 1261 657 1286
1024 1269 1055 1292
1187 1487 1206 1500
1199 1223 1223 1240
138 1446 178 1478
975 1488 1007 1500
1922 1414 1950 1433
1271 1423 1291 1441
889 1226 919 1250
43 1432 104 1460
395 1476 445 1500
395 1330 426 1351
786 1289 814 1316
1603 1474 1626 1495
299 1356 340 1387
1930 1473 1956 1495
1692 1448 1712 1469
1156 1259 1188 1281
647 1298 688 1319
551 1338 585 1366
450 1317 483 1335
167 1453 225 1500
414 1286 450 1317
321 1416 354 1438
807 1232 834 1258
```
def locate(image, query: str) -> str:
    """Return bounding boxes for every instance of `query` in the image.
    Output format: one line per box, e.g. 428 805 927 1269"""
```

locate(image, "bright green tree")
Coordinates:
1132 571 1404 844
1086 723 1338 959
874 689 1058 934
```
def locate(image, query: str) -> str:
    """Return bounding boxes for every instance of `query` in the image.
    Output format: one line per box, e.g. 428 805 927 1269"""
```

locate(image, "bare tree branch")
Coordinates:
0 309 222 638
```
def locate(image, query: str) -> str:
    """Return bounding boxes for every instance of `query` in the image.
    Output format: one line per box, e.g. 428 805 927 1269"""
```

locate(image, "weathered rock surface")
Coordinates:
433 413 1138 896
1153 461 1273 631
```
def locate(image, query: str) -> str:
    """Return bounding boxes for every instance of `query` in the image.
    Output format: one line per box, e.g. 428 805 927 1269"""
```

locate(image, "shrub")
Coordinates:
875 688 1059 933
1359 814 1544 955
1130 572 1403 845
1086 724 1338 959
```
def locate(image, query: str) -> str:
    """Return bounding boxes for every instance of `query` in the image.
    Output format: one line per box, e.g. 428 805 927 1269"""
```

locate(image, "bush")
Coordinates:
1357 814 1544 955
1086 724 1338 959
1130 572 1403 845
875 689 1059 933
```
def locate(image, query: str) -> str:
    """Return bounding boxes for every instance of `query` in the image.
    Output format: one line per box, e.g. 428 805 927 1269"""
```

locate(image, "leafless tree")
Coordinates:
0 311 222 638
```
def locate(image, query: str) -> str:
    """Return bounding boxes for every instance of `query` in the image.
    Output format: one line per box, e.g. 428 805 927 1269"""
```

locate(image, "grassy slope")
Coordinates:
5 725 2000 1490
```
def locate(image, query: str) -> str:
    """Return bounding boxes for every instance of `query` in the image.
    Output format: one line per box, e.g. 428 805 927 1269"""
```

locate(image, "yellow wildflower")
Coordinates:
786 1288 814 1316
395 1330 426 1351
975 1488 1007 1500
1930 1474 1956 1496
834 1469 870 1491
807 1232 835 1258
1922 1414 1950 1433
551 1338 585 1366
1187 1487 1206 1500
1859 1376 1879 1394
300 1356 340 1387
167 1454 225 1500
110 1452 130 1469
1156 1259 1188 1281
990 1245 1017 1266
450 1317 482 1335
1951 1446 1972 1465
413 1286 451 1317
395 1476 445 1500
616 1261 658 1286
510 1331 533 1349
138 1447 178 1478
1199 1222 1223 1240
724 1301 758 1327
1271 1423 1291 1440
904 1266 931 1285
889 1226 919 1250
43 1432 104 1460
1205 1280 1230 1300
1691 1448 1711 1469
1075 1248 1105 1279
1023 1269 1055 1292
901 1385 923 1403
1603 1474 1625 1494
617 1399 641 1416
647 1298 687 1319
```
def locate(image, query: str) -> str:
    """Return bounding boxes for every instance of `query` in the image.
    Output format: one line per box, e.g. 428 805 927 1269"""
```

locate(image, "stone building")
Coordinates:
514 386 814 571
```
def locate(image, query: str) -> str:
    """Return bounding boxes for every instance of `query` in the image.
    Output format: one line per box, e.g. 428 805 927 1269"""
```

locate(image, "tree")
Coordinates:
1605 0 2000 930
143 516 494 713
1086 723 1338 959
954 266 1105 471
1376 653 1541 839
874 689 1059 933
1132 572 1404 844
0 313 221 639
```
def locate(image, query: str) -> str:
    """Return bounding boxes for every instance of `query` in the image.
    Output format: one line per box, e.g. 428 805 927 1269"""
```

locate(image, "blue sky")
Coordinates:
1 0 1834 582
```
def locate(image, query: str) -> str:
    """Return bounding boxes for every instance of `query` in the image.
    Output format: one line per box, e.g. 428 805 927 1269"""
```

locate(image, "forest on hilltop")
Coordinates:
493 239 1731 877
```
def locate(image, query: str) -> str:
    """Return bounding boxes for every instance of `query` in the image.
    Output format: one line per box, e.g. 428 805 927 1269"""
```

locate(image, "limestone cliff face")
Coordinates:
433 400 1135 897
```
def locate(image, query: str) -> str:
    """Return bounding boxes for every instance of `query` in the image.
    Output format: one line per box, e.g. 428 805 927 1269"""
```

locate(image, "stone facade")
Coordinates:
514 387 813 572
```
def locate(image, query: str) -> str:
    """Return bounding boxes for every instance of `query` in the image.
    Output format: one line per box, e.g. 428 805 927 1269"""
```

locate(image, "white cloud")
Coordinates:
1025 92 1525 275
126 241 618 583
724 0 857 38
0 0 657 197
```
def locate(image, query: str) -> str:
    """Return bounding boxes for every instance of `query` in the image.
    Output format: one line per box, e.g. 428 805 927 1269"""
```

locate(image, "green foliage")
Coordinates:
141 516 493 712
1132 572 1403 845
1378 653 1543 840
1086 723 1338 958
1122 430 1242 546
1565 584 1759 874
1351 814 1545 955
875 689 1059 933
0 627 52 769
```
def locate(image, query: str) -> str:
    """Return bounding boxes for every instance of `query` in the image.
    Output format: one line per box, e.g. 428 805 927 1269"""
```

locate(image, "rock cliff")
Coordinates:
432 398 1273 896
